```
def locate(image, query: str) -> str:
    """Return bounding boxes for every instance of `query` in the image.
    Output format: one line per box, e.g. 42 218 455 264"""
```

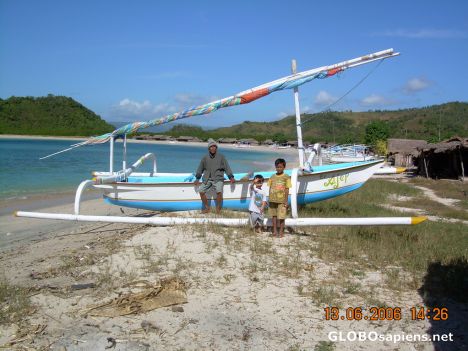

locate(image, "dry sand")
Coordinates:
1 196 462 350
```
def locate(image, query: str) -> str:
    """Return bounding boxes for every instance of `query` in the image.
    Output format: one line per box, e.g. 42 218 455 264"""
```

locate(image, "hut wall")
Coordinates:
418 148 467 179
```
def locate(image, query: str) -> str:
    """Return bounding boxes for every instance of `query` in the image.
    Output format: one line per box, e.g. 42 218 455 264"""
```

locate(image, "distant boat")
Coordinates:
277 144 291 149
323 144 377 163
235 142 251 148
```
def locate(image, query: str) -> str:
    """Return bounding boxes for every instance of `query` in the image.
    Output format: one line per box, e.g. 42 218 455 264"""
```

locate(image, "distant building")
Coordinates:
217 138 238 144
238 138 259 146
134 134 150 140
417 136 467 180
387 138 427 167
176 136 195 142
150 135 171 141
262 139 274 145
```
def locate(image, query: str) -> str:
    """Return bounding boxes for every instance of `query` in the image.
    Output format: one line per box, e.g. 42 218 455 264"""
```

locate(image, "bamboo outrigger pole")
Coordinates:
15 211 427 226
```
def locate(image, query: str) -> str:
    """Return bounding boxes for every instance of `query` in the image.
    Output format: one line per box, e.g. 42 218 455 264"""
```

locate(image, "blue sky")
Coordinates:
1 0 467 128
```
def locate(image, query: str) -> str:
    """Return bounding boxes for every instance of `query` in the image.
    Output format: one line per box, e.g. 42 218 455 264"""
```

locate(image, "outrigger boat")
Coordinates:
323 144 376 163
319 144 406 174
15 49 426 226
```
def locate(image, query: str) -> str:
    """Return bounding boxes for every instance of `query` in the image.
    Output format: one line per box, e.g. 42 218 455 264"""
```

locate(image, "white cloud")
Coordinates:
360 94 393 107
111 93 220 121
117 98 176 115
112 98 177 121
404 77 432 93
314 91 337 106
373 28 467 39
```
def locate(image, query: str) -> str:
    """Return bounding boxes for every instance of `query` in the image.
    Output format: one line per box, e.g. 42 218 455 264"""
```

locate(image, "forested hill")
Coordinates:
0 95 114 136
163 102 467 143
2 96 466 142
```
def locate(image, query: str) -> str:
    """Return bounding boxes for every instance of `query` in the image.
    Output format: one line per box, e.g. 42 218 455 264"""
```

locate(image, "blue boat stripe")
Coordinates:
105 182 365 211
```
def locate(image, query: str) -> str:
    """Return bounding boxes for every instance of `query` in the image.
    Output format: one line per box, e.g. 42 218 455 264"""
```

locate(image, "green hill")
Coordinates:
162 101 468 143
0 95 114 136
2 96 466 142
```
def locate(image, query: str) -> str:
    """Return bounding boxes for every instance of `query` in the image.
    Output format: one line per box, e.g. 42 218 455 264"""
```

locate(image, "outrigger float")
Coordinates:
15 49 426 227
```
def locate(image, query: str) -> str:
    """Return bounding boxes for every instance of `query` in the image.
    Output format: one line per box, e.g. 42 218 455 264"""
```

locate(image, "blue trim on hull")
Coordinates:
125 160 381 184
105 182 365 212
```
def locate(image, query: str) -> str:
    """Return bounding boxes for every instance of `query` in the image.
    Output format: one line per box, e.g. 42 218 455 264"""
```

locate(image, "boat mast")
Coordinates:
292 59 305 168
109 136 114 174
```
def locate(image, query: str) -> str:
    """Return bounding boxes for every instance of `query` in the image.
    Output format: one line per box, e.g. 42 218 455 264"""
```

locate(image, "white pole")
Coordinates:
123 134 127 170
290 168 299 218
292 59 305 168
15 211 427 226
109 136 114 174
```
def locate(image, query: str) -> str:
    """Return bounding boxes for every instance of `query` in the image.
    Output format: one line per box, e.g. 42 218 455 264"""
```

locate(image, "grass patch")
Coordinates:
407 177 468 203
313 222 467 274
314 341 335 351
0 276 33 325
301 179 423 218
297 179 468 293
392 197 468 220
299 283 340 306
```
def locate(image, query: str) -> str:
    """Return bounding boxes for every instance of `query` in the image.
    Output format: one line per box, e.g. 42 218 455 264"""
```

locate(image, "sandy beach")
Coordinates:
2 194 466 350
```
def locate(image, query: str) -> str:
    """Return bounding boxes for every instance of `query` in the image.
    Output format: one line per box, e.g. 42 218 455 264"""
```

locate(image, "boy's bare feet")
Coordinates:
201 207 211 214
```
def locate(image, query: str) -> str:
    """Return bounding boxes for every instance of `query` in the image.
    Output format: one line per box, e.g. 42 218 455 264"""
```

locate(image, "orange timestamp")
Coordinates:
324 306 449 321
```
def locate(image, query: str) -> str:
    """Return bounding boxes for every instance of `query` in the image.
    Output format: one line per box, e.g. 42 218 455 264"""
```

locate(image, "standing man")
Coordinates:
194 139 235 214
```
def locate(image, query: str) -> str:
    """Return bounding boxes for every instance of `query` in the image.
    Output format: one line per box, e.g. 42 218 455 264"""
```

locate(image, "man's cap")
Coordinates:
207 138 218 149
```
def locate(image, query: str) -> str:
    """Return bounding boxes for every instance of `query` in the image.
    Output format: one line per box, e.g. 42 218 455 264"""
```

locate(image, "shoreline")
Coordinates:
1 135 299 215
0 134 300 155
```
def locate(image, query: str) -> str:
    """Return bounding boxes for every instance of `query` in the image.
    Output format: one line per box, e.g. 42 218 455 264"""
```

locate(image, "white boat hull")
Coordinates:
94 160 384 211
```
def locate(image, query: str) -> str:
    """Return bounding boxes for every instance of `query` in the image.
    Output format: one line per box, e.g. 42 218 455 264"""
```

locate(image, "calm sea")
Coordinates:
0 138 281 199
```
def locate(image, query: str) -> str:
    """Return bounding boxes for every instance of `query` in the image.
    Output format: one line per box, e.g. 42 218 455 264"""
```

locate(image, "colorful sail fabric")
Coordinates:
75 68 343 146
41 49 398 158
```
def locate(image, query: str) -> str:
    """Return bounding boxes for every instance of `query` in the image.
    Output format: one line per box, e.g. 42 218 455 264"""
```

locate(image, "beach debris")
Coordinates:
140 320 166 337
2 324 47 347
171 305 184 312
105 337 117 349
173 320 189 335
70 282 96 291
85 277 187 317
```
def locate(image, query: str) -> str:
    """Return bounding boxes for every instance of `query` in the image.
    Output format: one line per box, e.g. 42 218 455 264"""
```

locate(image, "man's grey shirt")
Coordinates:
195 152 234 182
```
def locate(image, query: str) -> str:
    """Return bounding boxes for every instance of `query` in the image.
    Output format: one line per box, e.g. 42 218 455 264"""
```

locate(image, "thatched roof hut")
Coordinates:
387 138 427 167
218 138 238 144
417 136 467 179
134 134 150 140
176 136 195 142
149 134 171 141
239 138 259 146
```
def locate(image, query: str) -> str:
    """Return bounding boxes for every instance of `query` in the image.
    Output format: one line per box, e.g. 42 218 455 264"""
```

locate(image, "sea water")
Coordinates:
0 138 280 199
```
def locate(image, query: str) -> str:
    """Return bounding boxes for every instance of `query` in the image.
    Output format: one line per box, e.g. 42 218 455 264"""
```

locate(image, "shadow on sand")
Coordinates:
418 259 468 350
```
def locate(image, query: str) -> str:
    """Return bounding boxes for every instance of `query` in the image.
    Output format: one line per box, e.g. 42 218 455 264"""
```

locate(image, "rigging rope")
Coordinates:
301 59 384 127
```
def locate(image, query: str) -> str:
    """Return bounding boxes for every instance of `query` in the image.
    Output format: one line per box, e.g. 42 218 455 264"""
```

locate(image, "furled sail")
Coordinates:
41 49 398 159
